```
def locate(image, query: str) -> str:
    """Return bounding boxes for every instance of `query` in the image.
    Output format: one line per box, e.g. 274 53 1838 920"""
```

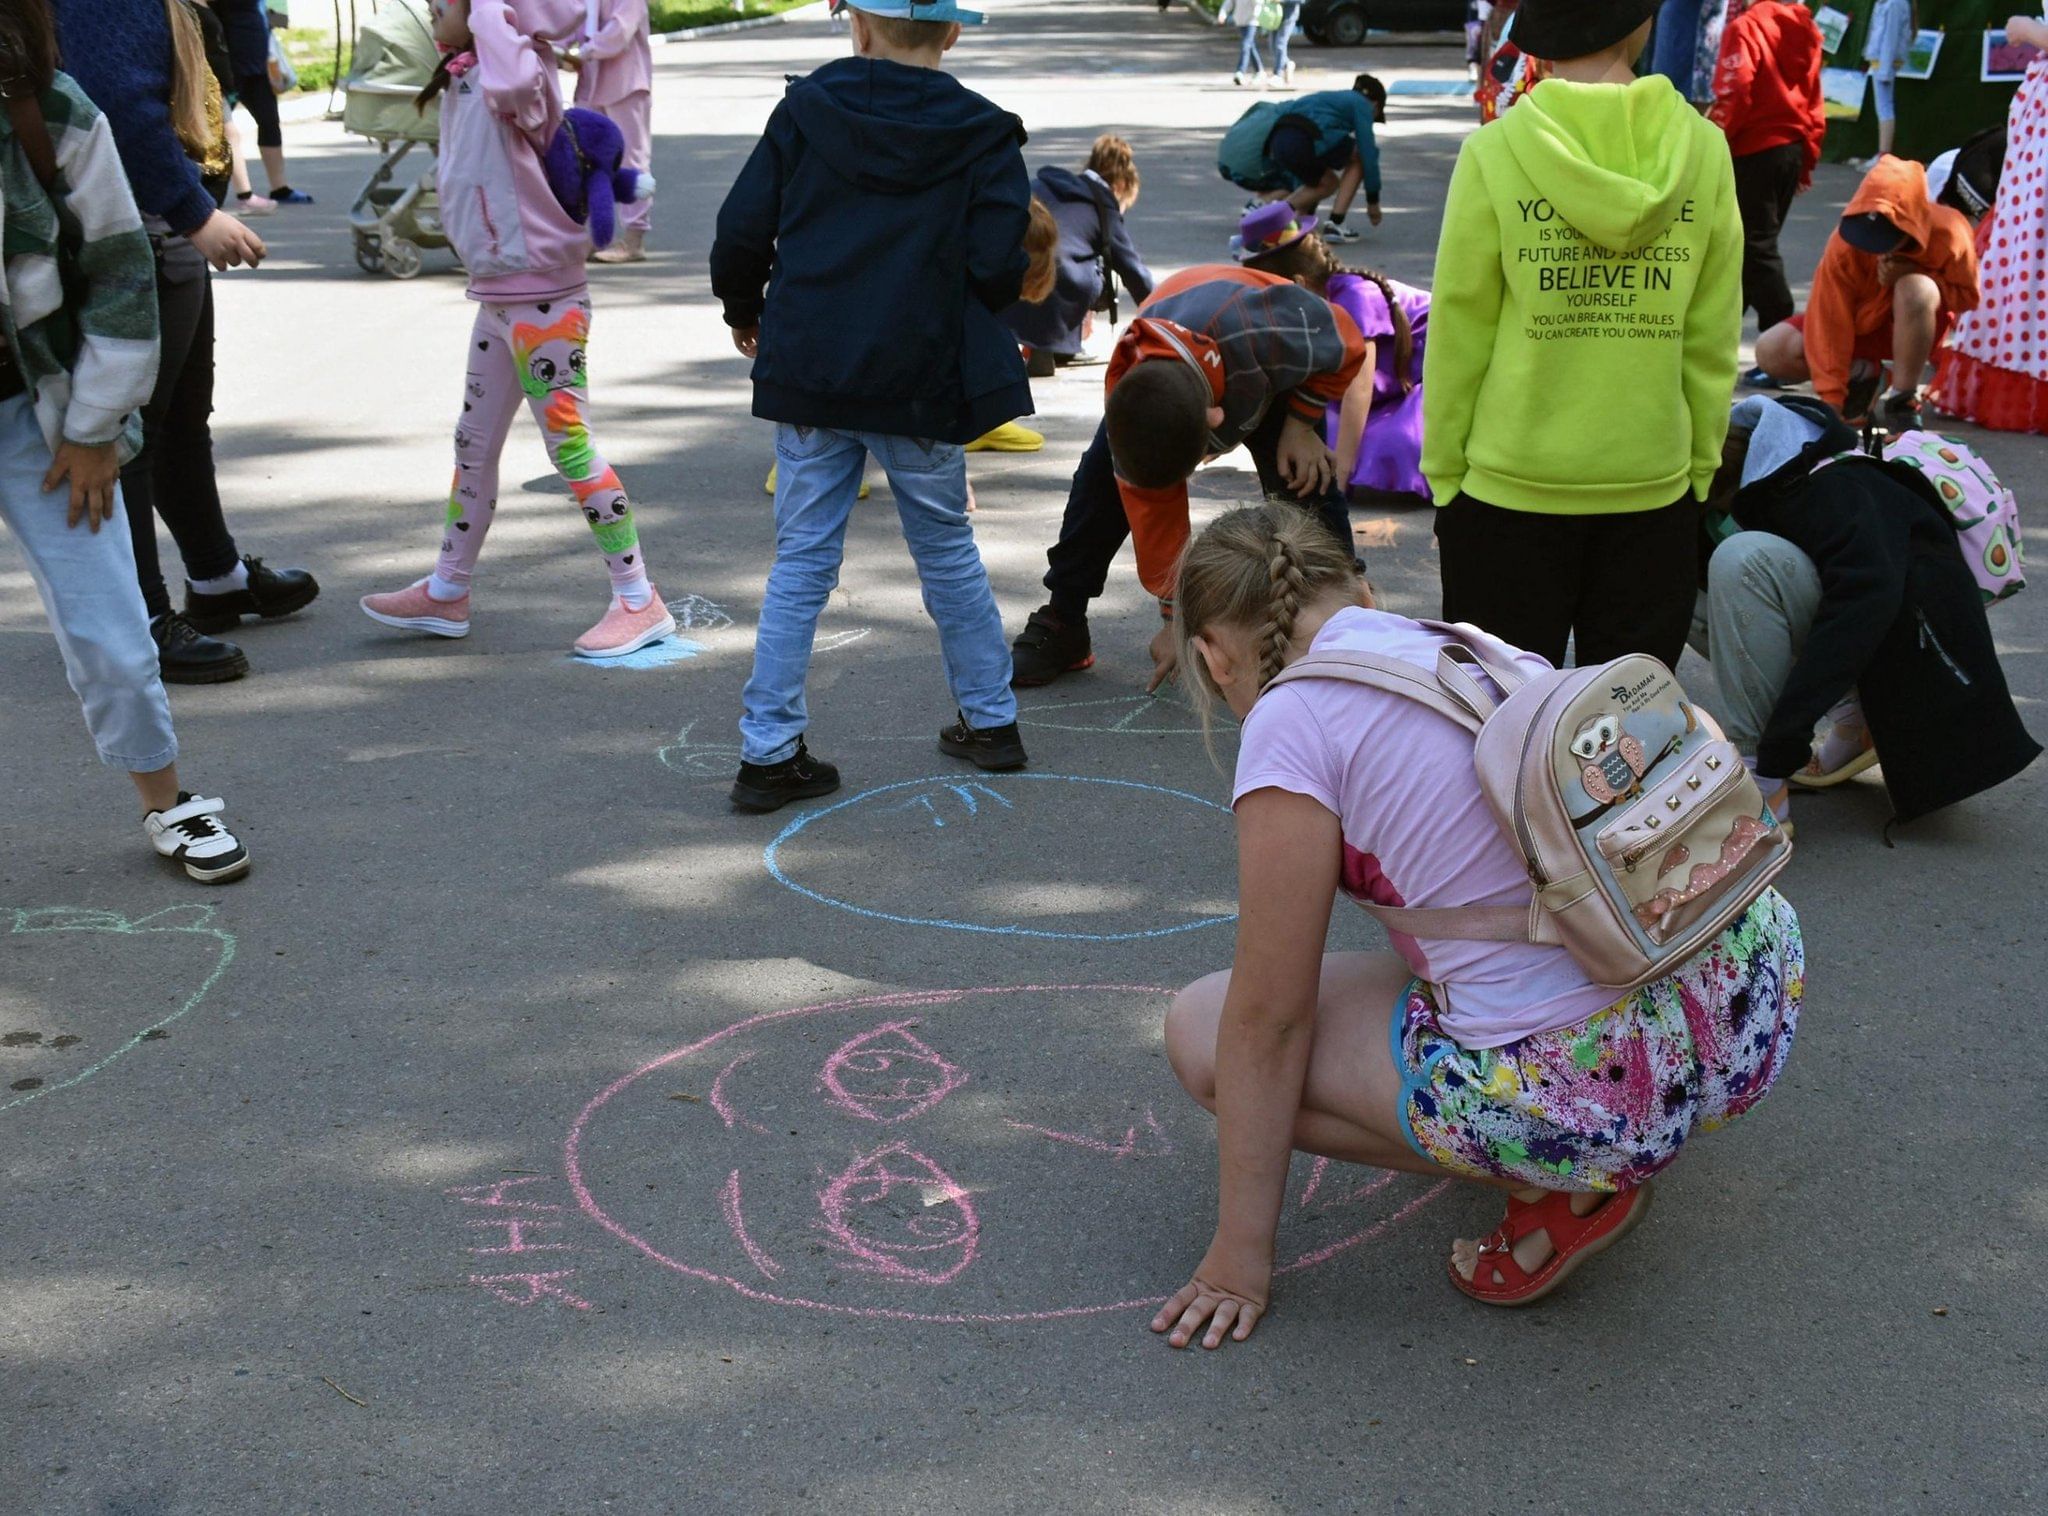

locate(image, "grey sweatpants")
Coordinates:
1688 530 1825 760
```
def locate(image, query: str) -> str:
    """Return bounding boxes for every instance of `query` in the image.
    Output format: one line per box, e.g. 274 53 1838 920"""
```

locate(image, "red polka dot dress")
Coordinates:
1934 60 2048 433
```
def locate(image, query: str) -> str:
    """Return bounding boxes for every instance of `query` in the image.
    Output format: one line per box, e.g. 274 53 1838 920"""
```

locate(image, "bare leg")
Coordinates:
226 116 253 199
1887 271 1940 396
1286 170 1341 216
260 145 288 194
1876 116 1896 158
1753 320 1809 384
1166 954 1605 1280
131 763 180 813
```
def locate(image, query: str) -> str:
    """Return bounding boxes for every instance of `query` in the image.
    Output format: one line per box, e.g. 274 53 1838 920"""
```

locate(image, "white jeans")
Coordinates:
0 394 177 771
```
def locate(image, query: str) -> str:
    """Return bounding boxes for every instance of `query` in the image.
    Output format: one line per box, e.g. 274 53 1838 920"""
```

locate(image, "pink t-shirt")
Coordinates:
1231 607 1615 1048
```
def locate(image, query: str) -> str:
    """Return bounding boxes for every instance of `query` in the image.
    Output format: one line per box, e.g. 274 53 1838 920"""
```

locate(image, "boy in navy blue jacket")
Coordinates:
712 0 1032 813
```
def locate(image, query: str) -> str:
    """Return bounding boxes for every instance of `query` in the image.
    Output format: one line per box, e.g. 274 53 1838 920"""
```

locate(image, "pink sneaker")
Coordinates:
360 578 471 638
573 590 676 659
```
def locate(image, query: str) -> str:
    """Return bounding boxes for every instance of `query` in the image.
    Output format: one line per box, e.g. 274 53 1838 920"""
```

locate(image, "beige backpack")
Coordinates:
1264 623 1793 991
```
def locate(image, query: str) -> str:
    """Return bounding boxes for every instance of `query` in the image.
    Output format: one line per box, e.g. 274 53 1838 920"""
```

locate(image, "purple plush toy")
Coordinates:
542 107 655 251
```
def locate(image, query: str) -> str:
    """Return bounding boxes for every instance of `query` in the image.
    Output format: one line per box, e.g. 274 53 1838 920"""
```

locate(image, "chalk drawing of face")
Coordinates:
565 986 1452 1324
1 906 237 1115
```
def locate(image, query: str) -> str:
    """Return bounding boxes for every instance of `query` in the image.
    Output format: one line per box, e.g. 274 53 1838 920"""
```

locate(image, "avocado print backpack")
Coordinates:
1264 623 1793 992
1869 430 2026 605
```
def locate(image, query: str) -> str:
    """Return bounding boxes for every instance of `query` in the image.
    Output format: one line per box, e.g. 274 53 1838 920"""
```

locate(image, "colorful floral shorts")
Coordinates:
1393 890 1804 1193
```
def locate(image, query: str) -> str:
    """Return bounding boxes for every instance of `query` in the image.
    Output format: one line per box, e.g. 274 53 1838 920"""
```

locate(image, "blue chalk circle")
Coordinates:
575 637 705 670
762 773 1237 942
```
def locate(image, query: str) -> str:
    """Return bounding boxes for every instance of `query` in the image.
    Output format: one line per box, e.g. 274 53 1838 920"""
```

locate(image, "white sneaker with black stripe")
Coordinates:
144 794 251 884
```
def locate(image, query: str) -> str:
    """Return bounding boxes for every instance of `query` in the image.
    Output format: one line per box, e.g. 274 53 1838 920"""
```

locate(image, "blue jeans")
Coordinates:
1237 24 1269 76
1648 0 1704 89
740 425 1016 764
1273 2 1302 71
0 394 177 771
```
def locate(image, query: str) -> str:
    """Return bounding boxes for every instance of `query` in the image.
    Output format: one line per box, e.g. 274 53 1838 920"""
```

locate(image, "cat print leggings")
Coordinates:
435 295 647 597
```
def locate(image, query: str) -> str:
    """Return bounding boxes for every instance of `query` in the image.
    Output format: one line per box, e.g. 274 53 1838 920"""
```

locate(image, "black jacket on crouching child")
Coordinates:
1002 165 1154 357
710 57 1034 446
1725 397 2039 824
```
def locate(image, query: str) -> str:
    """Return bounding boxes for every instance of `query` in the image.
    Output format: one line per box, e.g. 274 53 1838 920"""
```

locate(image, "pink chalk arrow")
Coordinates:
1002 1106 1173 1160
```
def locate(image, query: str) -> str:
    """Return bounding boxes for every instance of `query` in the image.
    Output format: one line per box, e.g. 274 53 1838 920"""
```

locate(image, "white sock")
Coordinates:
189 560 249 595
615 574 652 611
426 573 469 602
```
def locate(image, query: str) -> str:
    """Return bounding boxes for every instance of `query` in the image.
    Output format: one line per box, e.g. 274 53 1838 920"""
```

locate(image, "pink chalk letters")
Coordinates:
447 1176 591 1311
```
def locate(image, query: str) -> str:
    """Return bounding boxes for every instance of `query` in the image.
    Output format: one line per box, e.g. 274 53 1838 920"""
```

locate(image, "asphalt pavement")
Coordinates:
3 3 2043 1511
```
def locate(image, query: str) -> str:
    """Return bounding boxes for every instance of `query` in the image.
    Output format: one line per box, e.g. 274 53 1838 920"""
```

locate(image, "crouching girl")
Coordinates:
1152 505 1802 1348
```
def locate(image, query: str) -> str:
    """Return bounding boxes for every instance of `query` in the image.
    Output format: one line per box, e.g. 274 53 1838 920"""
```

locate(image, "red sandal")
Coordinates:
1448 1183 1654 1307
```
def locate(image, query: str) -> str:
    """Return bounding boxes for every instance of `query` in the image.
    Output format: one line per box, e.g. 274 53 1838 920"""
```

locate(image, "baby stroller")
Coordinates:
343 0 446 279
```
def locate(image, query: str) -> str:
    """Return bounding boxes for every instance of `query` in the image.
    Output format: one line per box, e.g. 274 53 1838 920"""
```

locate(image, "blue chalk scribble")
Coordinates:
574 637 706 670
763 773 1235 942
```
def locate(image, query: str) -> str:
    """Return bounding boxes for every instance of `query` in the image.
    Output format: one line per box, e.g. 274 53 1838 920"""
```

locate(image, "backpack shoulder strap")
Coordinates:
3 91 58 194
1262 651 1486 734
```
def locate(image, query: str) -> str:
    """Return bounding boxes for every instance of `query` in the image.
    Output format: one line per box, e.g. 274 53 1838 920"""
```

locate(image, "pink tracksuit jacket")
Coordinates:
438 0 592 299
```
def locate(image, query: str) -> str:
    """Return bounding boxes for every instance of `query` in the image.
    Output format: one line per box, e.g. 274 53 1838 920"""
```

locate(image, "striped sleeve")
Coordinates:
1281 296 1367 424
47 78 160 446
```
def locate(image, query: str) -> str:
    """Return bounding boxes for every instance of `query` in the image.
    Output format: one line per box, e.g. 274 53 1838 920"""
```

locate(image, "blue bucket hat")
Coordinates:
846 0 986 23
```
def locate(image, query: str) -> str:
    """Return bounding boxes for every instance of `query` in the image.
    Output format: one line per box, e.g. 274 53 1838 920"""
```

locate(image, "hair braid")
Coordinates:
1341 266 1416 393
1258 533 1309 690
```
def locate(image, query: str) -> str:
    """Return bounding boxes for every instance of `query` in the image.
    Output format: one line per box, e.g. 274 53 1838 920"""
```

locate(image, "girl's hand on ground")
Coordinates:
47 440 120 532
1152 1241 1271 1350
732 326 760 357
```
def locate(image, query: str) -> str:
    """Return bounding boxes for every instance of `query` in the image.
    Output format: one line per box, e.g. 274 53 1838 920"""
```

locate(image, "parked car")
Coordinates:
1299 0 1465 46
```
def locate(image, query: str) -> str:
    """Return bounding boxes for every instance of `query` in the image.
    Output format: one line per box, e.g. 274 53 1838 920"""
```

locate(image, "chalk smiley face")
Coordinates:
566 986 1451 1323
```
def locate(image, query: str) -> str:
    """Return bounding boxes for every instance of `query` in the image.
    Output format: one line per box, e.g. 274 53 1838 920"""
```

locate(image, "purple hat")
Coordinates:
1231 202 1319 263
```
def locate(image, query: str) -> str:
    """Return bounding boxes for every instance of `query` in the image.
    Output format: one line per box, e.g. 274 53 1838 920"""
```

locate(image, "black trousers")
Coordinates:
236 71 283 148
122 236 240 619
1435 493 1696 669
1731 142 1805 335
1042 408 1354 620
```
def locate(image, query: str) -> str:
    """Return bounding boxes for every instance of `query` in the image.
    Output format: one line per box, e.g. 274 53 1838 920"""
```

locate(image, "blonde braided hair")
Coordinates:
1258 531 1310 691
1172 504 1361 756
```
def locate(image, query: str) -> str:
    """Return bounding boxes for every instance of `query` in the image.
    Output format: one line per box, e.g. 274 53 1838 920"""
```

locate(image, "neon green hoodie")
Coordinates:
1421 75 1742 515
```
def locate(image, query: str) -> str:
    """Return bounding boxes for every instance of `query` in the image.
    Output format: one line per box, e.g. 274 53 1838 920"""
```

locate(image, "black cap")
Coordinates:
1839 210 1908 255
1511 0 1662 61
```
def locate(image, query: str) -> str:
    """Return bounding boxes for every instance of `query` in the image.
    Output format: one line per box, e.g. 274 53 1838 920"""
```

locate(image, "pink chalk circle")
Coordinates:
565 986 1453 1324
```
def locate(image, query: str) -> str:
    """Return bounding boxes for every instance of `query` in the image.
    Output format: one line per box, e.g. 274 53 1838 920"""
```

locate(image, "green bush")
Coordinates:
648 0 816 32
279 26 350 96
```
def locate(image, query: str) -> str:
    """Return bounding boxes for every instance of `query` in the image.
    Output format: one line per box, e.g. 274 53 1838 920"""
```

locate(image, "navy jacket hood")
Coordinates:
1035 163 1112 210
786 59 1025 193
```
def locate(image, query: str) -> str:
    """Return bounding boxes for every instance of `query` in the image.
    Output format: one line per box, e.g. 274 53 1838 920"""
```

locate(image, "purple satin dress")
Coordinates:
1325 271 1430 500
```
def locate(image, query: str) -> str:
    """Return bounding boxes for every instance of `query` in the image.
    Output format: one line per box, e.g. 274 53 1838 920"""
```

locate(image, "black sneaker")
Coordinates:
938 712 1028 772
183 555 321 633
1877 390 1923 432
1009 605 1092 687
731 740 842 814
1842 364 1883 425
150 611 249 684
